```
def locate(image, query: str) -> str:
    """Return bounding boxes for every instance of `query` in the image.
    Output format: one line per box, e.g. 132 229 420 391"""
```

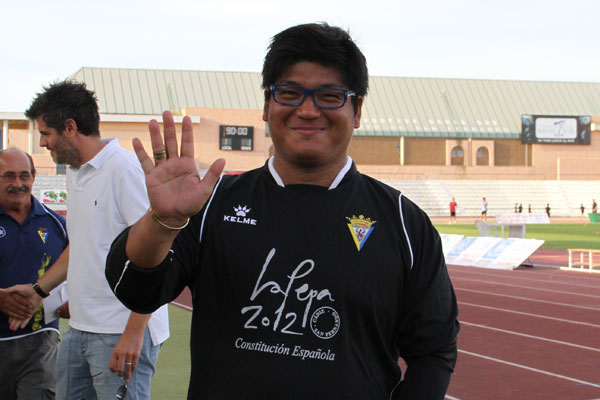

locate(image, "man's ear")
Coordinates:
262 98 269 122
353 97 364 129
63 119 78 137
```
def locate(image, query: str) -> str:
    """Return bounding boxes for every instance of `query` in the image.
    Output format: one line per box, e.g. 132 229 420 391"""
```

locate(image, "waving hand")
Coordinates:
132 111 225 227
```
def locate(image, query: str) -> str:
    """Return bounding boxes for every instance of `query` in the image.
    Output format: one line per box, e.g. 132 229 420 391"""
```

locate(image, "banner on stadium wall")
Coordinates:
444 236 544 270
40 189 67 204
40 189 67 216
496 213 550 224
521 115 591 144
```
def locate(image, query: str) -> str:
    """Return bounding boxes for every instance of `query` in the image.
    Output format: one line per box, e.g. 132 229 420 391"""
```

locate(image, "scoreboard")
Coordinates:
219 125 254 151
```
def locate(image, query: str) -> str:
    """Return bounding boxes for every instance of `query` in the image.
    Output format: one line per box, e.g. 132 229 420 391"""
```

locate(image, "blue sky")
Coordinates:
1 0 598 112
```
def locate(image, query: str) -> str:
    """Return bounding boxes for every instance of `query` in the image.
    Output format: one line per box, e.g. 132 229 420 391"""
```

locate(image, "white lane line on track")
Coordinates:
461 321 600 352
448 267 600 288
453 277 600 298
445 395 461 400
458 349 600 388
449 270 600 290
171 301 193 311
454 287 600 311
458 301 600 328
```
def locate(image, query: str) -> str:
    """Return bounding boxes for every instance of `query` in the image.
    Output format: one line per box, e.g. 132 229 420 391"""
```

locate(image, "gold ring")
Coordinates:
153 150 167 161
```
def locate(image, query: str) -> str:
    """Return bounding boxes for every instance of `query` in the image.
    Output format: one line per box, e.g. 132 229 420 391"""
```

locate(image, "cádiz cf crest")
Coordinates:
346 215 376 251
37 228 48 244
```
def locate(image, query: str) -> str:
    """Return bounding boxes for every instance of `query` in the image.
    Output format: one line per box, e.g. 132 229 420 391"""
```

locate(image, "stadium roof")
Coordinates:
70 67 600 139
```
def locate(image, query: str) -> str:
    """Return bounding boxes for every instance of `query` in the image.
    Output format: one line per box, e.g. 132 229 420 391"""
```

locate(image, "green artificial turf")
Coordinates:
434 222 600 250
151 305 192 399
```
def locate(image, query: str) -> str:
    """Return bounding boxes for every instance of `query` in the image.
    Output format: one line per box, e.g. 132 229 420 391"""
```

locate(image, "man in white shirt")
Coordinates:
8 80 169 400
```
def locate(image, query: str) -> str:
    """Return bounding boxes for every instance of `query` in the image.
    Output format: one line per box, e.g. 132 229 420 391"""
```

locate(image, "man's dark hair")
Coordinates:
25 80 100 136
262 22 368 111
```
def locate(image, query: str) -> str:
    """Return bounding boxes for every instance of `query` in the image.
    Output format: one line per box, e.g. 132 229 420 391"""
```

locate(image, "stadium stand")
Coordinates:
384 179 600 217
31 174 600 218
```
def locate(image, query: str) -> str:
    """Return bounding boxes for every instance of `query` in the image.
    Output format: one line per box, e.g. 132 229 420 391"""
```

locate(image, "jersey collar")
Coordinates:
267 155 355 190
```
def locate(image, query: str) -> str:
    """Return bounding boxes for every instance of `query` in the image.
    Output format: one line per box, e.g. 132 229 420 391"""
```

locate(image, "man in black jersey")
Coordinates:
106 22 459 399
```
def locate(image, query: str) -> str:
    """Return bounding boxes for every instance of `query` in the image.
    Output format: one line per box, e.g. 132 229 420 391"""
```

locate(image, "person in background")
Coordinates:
592 199 597 214
528 204 532 213
6 81 169 400
104 23 459 400
545 203 551 217
580 204 585 216
481 197 488 221
449 197 457 224
0 149 68 400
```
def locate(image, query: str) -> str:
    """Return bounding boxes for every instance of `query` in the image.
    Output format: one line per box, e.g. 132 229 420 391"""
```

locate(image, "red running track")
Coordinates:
173 248 600 399
446 260 600 400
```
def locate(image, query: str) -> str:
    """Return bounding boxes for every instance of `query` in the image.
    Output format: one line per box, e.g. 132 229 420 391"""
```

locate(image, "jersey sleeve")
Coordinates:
393 195 460 399
105 212 203 314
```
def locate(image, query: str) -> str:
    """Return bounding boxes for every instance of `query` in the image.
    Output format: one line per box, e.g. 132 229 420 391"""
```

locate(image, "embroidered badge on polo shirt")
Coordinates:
37 227 49 244
346 215 376 251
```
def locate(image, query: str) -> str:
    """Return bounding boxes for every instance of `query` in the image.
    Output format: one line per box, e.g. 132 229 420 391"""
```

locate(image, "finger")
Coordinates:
131 355 139 372
180 115 194 159
149 118 166 152
202 159 226 189
162 111 179 159
133 138 154 175
13 294 34 311
109 351 120 374
8 300 32 316
8 318 18 331
19 317 31 330
9 306 32 319
124 361 132 381
147 118 167 166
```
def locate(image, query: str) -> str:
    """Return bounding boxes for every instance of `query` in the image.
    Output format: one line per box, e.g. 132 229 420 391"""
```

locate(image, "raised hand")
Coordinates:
132 111 225 227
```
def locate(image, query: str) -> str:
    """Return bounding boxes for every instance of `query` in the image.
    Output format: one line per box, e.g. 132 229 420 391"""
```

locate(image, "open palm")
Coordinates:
133 111 225 223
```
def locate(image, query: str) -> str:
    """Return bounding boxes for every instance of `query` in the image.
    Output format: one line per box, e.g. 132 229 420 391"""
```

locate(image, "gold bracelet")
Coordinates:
149 208 190 231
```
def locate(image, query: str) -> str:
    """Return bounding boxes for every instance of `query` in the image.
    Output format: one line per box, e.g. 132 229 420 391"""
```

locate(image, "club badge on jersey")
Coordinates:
38 227 49 244
346 215 376 251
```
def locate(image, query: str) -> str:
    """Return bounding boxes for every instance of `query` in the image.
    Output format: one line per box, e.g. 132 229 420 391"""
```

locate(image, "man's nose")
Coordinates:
296 94 321 117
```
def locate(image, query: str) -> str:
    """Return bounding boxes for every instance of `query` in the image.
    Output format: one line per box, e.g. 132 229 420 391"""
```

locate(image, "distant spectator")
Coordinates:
518 203 523 213
528 204 532 213
481 197 488 221
449 197 457 224
580 204 585 216
545 203 551 217
593 199 598 214
514 203 518 213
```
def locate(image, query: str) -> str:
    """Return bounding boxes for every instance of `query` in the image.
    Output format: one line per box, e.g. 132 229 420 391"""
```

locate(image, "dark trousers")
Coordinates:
0 330 59 400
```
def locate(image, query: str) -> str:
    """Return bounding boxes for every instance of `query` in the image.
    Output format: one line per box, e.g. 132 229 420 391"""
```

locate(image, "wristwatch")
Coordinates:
32 282 49 298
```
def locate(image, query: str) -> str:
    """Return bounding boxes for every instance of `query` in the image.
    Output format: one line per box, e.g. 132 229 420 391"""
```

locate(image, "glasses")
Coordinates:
1 172 33 182
270 84 356 109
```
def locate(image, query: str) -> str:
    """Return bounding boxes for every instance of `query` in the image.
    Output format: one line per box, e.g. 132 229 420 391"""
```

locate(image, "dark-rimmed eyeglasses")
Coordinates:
270 84 356 109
